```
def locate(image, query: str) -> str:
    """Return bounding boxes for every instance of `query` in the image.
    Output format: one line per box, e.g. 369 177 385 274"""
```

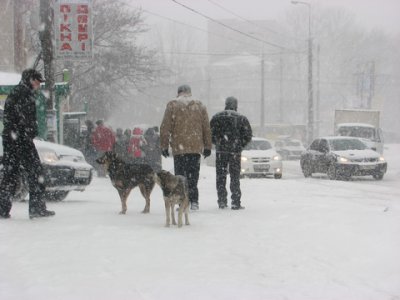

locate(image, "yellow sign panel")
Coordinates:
0 94 6 108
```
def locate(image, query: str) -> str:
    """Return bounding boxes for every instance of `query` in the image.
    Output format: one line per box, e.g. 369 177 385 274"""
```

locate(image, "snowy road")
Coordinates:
1 145 399 300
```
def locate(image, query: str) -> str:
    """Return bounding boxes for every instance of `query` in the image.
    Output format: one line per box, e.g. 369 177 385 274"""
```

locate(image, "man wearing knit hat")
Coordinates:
210 96 252 210
160 85 212 210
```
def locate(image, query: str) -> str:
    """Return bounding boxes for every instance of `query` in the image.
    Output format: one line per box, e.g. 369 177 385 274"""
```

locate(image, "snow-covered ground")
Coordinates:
1 145 399 300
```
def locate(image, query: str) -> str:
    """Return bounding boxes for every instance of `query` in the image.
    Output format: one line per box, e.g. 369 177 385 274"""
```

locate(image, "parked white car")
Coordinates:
0 137 93 201
240 137 282 179
205 138 283 179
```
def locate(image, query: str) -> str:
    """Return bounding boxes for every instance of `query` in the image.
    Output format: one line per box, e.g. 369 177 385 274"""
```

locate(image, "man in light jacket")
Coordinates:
160 85 212 210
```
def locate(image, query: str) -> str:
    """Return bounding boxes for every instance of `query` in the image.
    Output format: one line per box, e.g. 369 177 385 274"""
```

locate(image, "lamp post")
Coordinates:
291 0 313 144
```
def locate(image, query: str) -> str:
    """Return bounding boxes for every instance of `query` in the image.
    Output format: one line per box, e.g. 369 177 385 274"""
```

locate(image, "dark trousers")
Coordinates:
0 138 47 215
216 152 242 207
174 154 200 204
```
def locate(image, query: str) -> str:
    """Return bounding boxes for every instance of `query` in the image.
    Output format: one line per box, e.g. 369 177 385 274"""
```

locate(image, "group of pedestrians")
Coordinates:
160 84 252 211
0 68 252 219
82 121 162 176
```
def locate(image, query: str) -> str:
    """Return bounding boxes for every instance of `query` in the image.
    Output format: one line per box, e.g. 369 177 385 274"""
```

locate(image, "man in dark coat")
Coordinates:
210 96 252 210
143 127 162 172
0 68 55 219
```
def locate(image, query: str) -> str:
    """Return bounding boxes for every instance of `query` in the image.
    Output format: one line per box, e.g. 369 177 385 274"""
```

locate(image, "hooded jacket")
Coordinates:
2 79 38 143
91 124 115 152
160 95 212 156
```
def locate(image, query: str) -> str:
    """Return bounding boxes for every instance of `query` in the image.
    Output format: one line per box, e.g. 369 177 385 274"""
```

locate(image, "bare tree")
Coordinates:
283 5 399 135
57 0 158 120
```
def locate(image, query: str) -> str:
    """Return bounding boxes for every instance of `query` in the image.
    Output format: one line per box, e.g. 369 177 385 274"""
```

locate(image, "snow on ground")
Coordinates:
1 145 399 300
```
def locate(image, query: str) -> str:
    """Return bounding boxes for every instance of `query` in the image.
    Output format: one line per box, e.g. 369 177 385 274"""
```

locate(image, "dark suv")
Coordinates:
300 136 387 180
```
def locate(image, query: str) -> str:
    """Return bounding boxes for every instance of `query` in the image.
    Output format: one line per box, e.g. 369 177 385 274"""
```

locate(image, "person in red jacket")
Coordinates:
128 127 147 163
91 120 115 176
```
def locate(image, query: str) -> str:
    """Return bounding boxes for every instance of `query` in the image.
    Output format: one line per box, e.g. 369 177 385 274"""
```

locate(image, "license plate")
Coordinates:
360 165 375 170
254 164 270 172
74 170 90 178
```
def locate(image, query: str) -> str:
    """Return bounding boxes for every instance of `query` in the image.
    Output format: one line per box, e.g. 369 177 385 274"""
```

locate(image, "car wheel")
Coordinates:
274 174 282 179
43 191 70 202
373 173 384 180
327 164 337 180
301 161 313 177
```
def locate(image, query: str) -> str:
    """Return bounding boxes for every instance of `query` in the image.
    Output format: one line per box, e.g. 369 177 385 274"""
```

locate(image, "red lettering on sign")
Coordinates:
60 4 71 13
81 43 86 51
78 24 88 32
63 14 69 22
60 43 72 51
77 5 88 14
60 33 72 41
77 15 88 23
60 24 71 32
78 33 88 41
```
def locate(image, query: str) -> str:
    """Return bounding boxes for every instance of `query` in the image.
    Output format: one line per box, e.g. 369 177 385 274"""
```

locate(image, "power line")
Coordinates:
171 0 293 51
143 9 250 48
206 0 301 42
158 50 307 57
144 9 305 55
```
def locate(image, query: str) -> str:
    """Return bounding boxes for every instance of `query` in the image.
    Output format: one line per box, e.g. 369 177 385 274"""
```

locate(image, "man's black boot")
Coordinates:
29 210 56 219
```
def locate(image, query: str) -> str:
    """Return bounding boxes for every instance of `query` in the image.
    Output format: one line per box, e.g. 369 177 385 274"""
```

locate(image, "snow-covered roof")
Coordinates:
336 123 375 128
322 136 365 140
0 71 21 85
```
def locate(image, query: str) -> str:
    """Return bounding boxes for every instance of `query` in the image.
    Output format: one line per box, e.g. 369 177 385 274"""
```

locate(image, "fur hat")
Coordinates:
21 68 45 83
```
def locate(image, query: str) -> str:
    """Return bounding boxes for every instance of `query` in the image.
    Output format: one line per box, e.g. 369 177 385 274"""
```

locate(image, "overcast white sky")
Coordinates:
131 0 400 34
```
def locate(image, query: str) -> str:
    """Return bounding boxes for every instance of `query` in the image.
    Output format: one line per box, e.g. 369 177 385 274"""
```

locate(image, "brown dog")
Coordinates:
154 170 190 227
96 152 155 214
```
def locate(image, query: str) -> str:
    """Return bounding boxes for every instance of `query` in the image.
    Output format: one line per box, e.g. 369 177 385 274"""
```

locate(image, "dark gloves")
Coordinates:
161 149 169 158
203 149 211 158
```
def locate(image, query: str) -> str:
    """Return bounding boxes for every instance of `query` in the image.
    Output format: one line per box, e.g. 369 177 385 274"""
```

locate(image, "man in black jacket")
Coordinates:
0 69 55 219
210 97 252 210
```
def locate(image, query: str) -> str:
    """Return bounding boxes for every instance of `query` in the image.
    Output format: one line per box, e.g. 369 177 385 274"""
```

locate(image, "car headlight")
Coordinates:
39 150 59 164
272 155 281 161
241 156 248 162
337 156 349 163
379 156 385 162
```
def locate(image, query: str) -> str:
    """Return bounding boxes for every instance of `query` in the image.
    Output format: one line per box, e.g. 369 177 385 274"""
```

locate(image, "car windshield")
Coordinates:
329 139 367 151
244 140 271 150
338 126 376 140
285 140 301 146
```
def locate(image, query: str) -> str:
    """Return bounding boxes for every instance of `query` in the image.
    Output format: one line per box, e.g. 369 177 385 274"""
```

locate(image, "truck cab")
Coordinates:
336 123 384 154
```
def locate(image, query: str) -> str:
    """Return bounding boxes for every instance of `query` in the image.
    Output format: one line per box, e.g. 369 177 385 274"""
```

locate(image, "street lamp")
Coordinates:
291 0 314 144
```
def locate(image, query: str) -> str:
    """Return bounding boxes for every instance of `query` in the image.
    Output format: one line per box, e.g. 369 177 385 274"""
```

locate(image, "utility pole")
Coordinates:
355 63 365 108
307 17 314 144
367 61 375 109
315 44 320 137
13 0 26 72
291 1 313 144
279 53 283 122
39 0 55 109
260 51 265 135
39 0 56 141
207 76 211 110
